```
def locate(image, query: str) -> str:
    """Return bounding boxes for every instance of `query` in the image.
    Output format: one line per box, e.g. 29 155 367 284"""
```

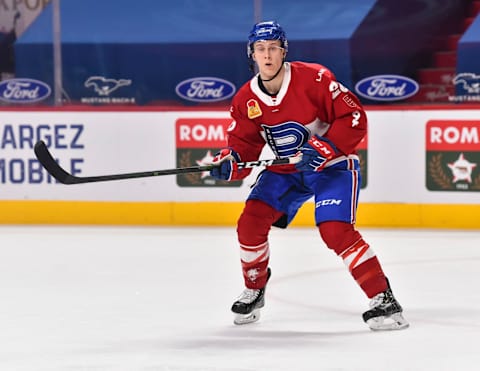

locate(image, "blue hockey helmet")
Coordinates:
247 21 288 59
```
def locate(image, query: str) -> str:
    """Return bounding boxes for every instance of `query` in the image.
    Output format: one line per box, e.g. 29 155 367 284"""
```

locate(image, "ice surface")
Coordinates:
0 225 479 371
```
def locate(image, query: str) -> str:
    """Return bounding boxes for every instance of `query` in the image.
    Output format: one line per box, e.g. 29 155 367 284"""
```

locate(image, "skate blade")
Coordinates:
233 309 261 325
367 312 409 331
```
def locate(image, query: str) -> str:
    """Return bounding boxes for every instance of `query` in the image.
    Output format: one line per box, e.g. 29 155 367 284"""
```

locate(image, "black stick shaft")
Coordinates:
33 140 297 184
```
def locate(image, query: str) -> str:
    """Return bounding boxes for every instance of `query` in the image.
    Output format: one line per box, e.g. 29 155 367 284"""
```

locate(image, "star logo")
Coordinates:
196 150 215 179
447 153 477 183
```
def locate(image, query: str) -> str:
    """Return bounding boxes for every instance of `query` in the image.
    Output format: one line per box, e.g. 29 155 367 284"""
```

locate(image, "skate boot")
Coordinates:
362 278 409 331
231 268 271 325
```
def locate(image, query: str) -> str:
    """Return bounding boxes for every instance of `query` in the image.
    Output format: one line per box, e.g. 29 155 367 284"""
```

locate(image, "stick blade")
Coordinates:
34 141 77 184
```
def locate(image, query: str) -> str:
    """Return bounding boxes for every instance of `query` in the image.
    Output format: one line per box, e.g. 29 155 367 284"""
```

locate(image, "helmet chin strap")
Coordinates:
260 62 284 82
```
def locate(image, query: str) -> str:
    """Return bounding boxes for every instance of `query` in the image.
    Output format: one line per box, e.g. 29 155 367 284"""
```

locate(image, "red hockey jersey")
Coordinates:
226 61 367 179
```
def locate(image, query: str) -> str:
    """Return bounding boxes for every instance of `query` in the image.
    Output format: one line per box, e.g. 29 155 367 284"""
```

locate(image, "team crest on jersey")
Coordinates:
247 99 262 119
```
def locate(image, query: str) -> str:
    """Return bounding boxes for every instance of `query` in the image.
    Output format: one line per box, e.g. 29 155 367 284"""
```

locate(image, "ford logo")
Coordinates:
175 77 236 102
0 78 51 103
355 74 419 101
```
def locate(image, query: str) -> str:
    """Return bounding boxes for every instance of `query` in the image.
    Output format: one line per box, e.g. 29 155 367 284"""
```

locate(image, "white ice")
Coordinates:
1 225 479 371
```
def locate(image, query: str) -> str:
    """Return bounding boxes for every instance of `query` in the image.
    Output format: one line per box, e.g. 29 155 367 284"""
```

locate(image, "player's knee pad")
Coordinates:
318 221 363 256
237 199 282 246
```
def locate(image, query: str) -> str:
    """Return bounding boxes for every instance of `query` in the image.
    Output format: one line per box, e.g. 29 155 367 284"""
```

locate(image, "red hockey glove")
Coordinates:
295 135 337 172
210 148 241 181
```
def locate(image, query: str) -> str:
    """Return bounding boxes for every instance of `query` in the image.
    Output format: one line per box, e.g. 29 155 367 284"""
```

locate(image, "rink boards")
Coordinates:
0 106 479 228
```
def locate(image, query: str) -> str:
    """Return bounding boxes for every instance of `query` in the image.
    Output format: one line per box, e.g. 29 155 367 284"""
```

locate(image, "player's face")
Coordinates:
252 40 285 78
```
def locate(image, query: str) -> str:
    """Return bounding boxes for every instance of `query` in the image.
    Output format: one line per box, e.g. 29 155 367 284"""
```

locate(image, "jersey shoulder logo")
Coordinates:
316 68 327 82
247 99 262 119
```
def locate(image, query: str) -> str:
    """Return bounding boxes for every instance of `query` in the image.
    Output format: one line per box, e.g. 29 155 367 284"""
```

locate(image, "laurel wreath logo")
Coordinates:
471 172 480 190
358 151 366 187
178 151 201 185
428 153 454 190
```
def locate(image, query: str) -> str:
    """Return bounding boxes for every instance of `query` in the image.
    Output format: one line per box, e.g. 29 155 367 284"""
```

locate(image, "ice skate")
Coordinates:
362 279 409 331
231 268 271 325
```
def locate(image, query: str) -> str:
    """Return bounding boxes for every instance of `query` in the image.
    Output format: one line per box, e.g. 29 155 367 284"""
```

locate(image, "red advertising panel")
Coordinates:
175 118 240 187
426 120 480 191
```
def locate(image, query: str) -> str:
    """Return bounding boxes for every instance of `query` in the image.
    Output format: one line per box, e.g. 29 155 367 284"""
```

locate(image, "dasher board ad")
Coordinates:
0 109 480 204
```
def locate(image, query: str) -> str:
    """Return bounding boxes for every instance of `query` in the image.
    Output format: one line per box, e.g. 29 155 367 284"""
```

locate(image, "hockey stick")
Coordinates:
34 140 300 184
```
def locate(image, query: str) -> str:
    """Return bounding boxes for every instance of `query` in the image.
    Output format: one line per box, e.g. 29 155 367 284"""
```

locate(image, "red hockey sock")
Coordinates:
319 221 388 298
237 200 283 289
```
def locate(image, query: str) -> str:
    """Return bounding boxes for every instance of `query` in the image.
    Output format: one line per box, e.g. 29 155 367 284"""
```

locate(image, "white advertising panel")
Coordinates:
1 108 479 204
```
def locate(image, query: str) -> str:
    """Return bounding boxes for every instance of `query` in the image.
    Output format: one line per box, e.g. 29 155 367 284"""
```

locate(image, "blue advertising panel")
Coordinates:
14 0 374 106
456 15 480 101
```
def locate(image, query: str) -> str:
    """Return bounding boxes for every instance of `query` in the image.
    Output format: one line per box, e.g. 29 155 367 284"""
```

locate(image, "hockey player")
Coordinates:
209 21 408 331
